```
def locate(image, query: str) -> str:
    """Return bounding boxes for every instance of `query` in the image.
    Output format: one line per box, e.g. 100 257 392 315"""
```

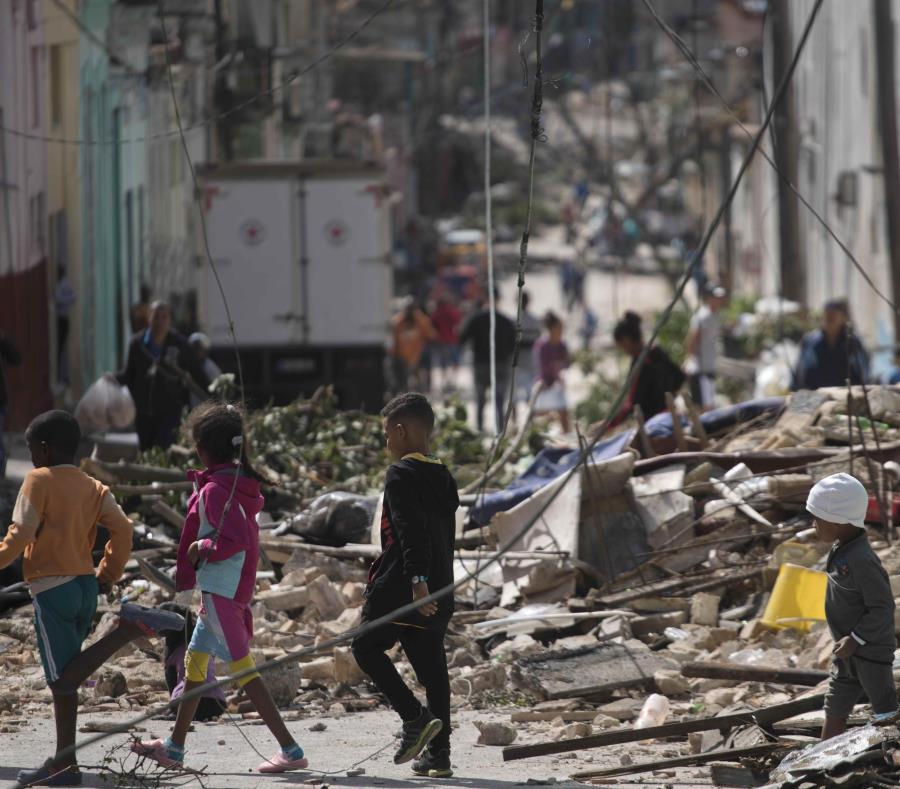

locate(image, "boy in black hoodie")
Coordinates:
352 393 460 778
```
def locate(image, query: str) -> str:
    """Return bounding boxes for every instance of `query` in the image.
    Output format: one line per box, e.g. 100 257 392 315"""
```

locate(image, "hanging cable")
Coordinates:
67 3 825 763
485 0 498 435
641 0 900 318
0 0 401 147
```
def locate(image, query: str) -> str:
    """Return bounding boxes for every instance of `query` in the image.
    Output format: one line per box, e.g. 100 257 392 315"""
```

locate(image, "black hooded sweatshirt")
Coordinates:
364 454 460 629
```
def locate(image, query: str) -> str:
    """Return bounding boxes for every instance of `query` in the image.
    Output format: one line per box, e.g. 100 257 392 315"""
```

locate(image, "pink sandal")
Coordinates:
130 739 183 769
257 751 309 773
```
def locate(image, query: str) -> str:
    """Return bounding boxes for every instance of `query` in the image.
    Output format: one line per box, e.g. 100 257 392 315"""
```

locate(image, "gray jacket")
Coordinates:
825 531 896 664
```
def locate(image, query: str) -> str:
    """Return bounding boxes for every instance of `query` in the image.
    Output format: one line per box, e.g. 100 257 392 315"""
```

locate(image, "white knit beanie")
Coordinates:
806 472 868 528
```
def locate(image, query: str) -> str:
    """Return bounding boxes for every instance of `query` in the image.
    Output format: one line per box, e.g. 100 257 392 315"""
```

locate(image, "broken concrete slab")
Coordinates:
515 640 678 700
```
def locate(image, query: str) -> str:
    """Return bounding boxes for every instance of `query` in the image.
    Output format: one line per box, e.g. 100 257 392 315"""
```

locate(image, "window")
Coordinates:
26 0 38 30
50 46 62 127
31 47 40 127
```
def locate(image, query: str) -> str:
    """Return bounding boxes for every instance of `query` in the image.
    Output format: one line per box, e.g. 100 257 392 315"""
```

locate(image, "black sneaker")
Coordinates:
394 709 443 765
412 748 453 778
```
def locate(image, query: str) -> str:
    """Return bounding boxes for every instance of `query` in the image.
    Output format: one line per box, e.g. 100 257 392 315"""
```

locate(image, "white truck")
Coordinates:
198 161 392 411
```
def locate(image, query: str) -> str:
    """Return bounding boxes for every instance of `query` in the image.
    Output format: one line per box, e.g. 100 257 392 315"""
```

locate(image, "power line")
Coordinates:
0 0 401 147
485 0 498 435
641 0 900 318
66 2 826 767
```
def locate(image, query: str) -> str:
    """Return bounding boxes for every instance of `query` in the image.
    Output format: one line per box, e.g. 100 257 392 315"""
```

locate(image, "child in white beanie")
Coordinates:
807 472 898 738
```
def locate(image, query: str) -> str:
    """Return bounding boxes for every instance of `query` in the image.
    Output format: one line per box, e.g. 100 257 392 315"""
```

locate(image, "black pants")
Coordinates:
136 412 181 451
474 363 511 433
352 619 451 751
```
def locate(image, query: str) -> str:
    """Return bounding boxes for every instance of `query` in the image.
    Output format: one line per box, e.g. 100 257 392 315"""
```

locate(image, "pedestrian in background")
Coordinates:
390 299 436 393
458 292 516 433
130 284 153 334
793 299 869 391
611 311 685 427
112 301 208 451
429 296 462 391
533 311 571 433
516 290 542 404
55 267 76 386
685 284 726 411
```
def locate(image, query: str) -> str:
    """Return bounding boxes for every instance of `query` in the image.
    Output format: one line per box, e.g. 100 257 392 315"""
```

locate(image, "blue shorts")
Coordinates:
33 575 99 683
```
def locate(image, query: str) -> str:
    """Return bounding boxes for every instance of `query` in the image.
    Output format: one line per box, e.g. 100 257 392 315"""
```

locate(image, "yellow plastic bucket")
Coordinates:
761 562 827 632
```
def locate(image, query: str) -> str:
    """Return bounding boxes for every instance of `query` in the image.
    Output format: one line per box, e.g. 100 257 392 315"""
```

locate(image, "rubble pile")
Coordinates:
3 386 900 785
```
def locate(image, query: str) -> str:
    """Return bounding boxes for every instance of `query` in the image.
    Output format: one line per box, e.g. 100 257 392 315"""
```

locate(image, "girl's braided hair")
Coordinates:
184 402 271 484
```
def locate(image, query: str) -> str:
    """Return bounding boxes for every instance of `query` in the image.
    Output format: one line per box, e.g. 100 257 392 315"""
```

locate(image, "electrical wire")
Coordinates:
640 0 900 318
485 0 498 436
63 2 826 766
0 0 401 147
156 3 245 546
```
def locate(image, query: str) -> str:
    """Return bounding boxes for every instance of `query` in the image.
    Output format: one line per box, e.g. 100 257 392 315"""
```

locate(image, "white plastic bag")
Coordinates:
107 384 136 429
75 377 135 432
634 694 669 729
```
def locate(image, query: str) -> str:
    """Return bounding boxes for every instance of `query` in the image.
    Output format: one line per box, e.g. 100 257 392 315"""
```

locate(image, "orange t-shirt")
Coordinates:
0 466 132 585
392 310 436 367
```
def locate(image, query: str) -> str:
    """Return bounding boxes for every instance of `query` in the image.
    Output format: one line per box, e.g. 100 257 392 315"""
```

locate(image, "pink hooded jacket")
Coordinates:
176 464 263 605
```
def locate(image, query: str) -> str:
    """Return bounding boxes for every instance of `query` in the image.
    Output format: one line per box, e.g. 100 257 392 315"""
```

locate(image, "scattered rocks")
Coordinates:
653 669 691 696
551 722 592 741
474 720 518 746
261 661 304 707
332 646 366 686
94 671 127 699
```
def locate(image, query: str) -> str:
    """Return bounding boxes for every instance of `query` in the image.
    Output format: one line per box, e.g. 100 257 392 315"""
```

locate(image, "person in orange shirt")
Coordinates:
2 411 184 787
391 300 436 393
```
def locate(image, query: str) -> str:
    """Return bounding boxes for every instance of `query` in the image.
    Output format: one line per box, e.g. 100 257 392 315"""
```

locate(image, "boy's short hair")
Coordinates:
381 393 435 432
26 410 81 456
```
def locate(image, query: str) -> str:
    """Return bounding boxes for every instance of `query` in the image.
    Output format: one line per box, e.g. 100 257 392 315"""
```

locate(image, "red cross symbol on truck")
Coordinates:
325 219 350 246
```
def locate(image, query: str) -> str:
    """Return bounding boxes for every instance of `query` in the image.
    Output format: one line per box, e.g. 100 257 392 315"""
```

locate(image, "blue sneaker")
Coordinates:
16 762 82 787
874 709 900 726
120 603 185 635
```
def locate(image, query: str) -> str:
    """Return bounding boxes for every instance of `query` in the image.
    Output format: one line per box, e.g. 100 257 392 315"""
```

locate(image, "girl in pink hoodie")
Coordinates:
133 403 308 774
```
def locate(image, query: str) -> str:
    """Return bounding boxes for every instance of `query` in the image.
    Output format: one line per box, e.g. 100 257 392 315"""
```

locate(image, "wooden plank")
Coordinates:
501 693 825 761
571 743 789 781
666 392 688 452
511 710 598 723
136 557 176 593
594 566 763 607
634 405 656 458
683 391 709 448
150 500 186 529
681 661 828 686
84 457 187 483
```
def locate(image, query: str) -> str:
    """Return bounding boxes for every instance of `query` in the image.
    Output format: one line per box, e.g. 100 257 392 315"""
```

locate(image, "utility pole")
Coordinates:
768 0 805 303
874 0 900 339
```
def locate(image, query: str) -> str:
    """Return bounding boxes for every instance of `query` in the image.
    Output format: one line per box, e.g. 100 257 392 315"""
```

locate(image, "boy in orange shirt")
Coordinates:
0 411 183 787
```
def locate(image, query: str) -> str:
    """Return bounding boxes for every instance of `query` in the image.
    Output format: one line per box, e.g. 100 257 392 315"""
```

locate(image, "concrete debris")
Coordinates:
6 387 900 785
652 669 690 697
93 671 128 699
474 720 518 746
